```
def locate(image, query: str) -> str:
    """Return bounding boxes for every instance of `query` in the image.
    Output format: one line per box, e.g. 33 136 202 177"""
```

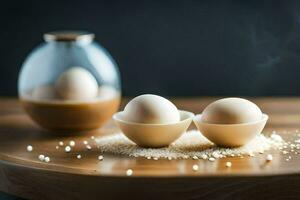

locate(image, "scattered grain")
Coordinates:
69 141 75 147
192 156 198 160
192 164 199 171
98 155 104 161
208 157 215 162
266 154 273 162
94 130 286 160
225 161 232 167
65 146 71 152
38 154 45 161
126 169 133 176
26 145 33 152
44 157 50 162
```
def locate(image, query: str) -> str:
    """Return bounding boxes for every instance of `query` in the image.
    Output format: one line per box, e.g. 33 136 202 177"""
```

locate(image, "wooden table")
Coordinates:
0 98 300 200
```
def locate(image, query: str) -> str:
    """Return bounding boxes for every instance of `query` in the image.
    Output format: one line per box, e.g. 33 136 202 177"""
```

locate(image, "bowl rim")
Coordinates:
113 110 194 126
193 113 268 127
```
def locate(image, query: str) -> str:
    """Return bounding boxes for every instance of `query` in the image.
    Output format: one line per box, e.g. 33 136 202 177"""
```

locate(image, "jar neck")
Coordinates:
44 31 94 45
46 39 92 46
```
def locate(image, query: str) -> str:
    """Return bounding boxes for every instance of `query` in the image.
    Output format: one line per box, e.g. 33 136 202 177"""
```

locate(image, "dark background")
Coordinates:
2 0 300 97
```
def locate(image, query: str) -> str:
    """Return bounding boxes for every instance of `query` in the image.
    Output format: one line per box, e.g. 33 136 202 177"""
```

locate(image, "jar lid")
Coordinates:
43 31 95 42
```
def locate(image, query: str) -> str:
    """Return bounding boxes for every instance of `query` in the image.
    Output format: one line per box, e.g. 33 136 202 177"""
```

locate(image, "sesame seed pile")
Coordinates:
95 130 287 160
25 129 300 174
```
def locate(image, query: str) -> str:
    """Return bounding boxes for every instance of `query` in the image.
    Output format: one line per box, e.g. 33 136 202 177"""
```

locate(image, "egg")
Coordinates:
55 67 98 101
32 85 57 100
123 94 180 124
201 97 262 124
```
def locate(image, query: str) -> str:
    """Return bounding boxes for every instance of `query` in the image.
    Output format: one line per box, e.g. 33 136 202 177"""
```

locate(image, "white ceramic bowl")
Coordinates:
113 110 194 148
193 114 268 147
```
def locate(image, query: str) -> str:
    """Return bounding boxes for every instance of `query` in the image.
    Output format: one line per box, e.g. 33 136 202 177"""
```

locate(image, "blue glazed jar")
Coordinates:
18 31 121 131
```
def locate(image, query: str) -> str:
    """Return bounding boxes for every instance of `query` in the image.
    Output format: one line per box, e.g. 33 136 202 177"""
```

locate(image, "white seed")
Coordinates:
38 154 45 161
26 145 33 152
208 157 215 162
192 156 198 160
201 154 208 160
192 164 199 171
55 146 59 149
83 140 88 145
86 145 92 150
146 156 151 160
271 134 283 142
183 155 189 159
225 161 232 168
168 157 172 160
65 146 71 152
212 152 220 159
44 157 50 162
266 154 273 162
259 150 264 154
153 157 158 160
98 155 104 161
248 152 255 157
77 154 81 159
59 141 64 146
69 140 75 147
91 136 95 140
126 169 133 176
282 150 288 154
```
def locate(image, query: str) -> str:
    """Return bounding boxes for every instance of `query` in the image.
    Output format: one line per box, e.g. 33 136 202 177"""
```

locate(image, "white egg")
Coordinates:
55 67 98 101
201 97 262 124
32 85 57 100
123 94 180 124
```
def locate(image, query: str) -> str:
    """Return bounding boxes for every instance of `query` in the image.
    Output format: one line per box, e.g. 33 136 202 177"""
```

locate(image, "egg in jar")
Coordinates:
21 66 120 131
55 67 98 101
19 31 121 131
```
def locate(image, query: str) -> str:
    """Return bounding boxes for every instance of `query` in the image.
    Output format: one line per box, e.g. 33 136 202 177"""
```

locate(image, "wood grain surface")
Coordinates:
0 98 300 200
